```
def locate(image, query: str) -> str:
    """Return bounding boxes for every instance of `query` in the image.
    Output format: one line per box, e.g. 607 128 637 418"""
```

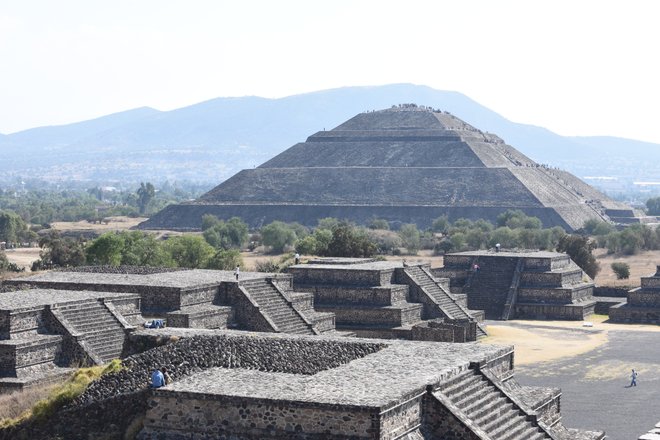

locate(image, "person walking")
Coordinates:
234 265 240 281
630 369 638 387
294 253 300 265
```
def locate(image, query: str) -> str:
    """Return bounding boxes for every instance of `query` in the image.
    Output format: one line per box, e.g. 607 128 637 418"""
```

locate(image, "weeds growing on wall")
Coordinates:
0 359 123 428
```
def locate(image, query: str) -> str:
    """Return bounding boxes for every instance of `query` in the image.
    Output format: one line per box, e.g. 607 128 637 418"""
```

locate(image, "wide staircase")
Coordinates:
436 369 551 440
403 265 487 338
467 257 519 319
56 299 127 363
240 279 315 335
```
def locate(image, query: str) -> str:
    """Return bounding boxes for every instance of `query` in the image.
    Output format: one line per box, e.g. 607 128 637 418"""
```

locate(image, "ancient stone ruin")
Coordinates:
434 250 598 320
0 330 605 440
139 105 643 232
288 258 487 340
0 260 485 392
609 265 660 324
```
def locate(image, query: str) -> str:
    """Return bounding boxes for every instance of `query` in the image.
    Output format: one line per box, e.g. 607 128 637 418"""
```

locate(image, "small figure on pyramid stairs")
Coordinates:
235 265 240 280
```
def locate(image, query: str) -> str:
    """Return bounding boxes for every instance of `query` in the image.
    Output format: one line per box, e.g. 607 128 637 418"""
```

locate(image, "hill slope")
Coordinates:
1 84 658 185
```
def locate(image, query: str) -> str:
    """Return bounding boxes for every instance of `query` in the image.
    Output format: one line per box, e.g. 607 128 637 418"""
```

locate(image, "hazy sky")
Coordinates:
1 0 659 143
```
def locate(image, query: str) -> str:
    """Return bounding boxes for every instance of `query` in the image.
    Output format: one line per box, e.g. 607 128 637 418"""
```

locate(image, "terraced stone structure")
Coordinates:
0 289 140 393
434 250 597 320
132 331 603 440
609 265 660 324
139 104 642 232
1 267 337 392
287 258 487 341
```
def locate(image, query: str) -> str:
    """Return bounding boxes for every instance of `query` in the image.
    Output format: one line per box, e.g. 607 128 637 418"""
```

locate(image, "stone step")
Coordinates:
439 372 481 397
486 409 526 438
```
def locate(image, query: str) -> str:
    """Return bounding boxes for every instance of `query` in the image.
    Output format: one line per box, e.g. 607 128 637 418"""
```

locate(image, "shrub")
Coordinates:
205 249 243 270
611 262 630 279
254 259 281 273
261 221 297 254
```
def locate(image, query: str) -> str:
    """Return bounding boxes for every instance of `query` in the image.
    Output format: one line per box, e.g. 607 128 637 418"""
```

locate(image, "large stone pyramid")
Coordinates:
140 105 639 231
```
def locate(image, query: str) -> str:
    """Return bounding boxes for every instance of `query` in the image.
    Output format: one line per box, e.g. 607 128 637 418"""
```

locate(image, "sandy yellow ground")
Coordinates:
480 315 660 366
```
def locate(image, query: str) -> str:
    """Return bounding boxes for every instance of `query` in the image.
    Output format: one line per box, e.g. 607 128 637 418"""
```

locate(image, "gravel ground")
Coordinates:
515 329 660 440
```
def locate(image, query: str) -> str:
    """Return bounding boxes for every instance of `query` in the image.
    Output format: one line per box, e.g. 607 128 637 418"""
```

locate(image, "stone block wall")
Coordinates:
628 290 660 307
288 266 395 287
140 394 379 440
304 285 408 307
1 307 47 339
517 285 593 304
179 285 218 307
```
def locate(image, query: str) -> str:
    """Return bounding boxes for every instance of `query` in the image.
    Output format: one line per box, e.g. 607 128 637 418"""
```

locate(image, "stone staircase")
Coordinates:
55 300 126 363
501 260 524 320
436 369 551 440
403 265 487 338
468 257 520 319
240 279 315 335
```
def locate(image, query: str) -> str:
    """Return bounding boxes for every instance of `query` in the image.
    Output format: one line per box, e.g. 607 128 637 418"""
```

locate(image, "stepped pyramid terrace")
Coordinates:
610 265 660 324
139 104 644 232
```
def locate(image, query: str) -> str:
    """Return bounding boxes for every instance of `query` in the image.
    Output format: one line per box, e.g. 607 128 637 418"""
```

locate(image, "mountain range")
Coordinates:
1 84 658 190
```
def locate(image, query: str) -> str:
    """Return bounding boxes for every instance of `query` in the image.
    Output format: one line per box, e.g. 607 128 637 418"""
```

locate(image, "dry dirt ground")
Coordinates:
50 216 148 232
592 248 660 286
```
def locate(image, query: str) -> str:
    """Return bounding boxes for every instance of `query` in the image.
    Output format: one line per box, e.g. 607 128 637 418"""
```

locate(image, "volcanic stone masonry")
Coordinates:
433 250 598 320
609 265 660 324
0 330 606 440
138 104 647 232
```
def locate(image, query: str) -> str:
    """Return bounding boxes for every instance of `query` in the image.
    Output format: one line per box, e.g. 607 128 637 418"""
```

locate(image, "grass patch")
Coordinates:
0 359 123 428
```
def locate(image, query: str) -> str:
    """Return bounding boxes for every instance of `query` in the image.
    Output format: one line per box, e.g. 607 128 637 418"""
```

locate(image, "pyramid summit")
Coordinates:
140 104 639 231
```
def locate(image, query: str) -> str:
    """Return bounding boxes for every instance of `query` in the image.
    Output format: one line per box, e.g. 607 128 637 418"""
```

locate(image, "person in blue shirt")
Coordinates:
151 368 165 388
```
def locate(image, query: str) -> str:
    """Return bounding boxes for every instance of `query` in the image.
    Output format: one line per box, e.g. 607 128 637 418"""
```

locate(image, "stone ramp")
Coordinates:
239 279 315 335
403 265 487 338
435 369 551 440
54 299 126 363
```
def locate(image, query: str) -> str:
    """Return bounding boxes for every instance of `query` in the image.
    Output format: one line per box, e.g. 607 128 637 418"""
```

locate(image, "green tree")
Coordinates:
206 248 243 270
86 233 125 266
136 182 155 215
489 227 517 249
557 234 600 279
398 223 421 255
120 231 172 266
202 217 249 250
163 235 215 268
368 218 390 230
312 229 332 255
261 221 297 253
646 197 660 216
325 223 376 257
431 215 450 234
611 262 630 280
317 217 341 231
497 209 542 229
582 219 615 236
295 235 319 255
0 210 35 244
33 231 86 269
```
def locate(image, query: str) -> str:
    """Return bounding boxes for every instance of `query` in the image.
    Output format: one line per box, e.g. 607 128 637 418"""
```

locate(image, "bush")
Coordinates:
611 262 630 280
205 248 242 270
324 223 376 258
295 235 318 255
431 215 450 234
163 235 215 268
368 218 390 230
261 221 297 254
647 197 660 216
254 259 281 273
